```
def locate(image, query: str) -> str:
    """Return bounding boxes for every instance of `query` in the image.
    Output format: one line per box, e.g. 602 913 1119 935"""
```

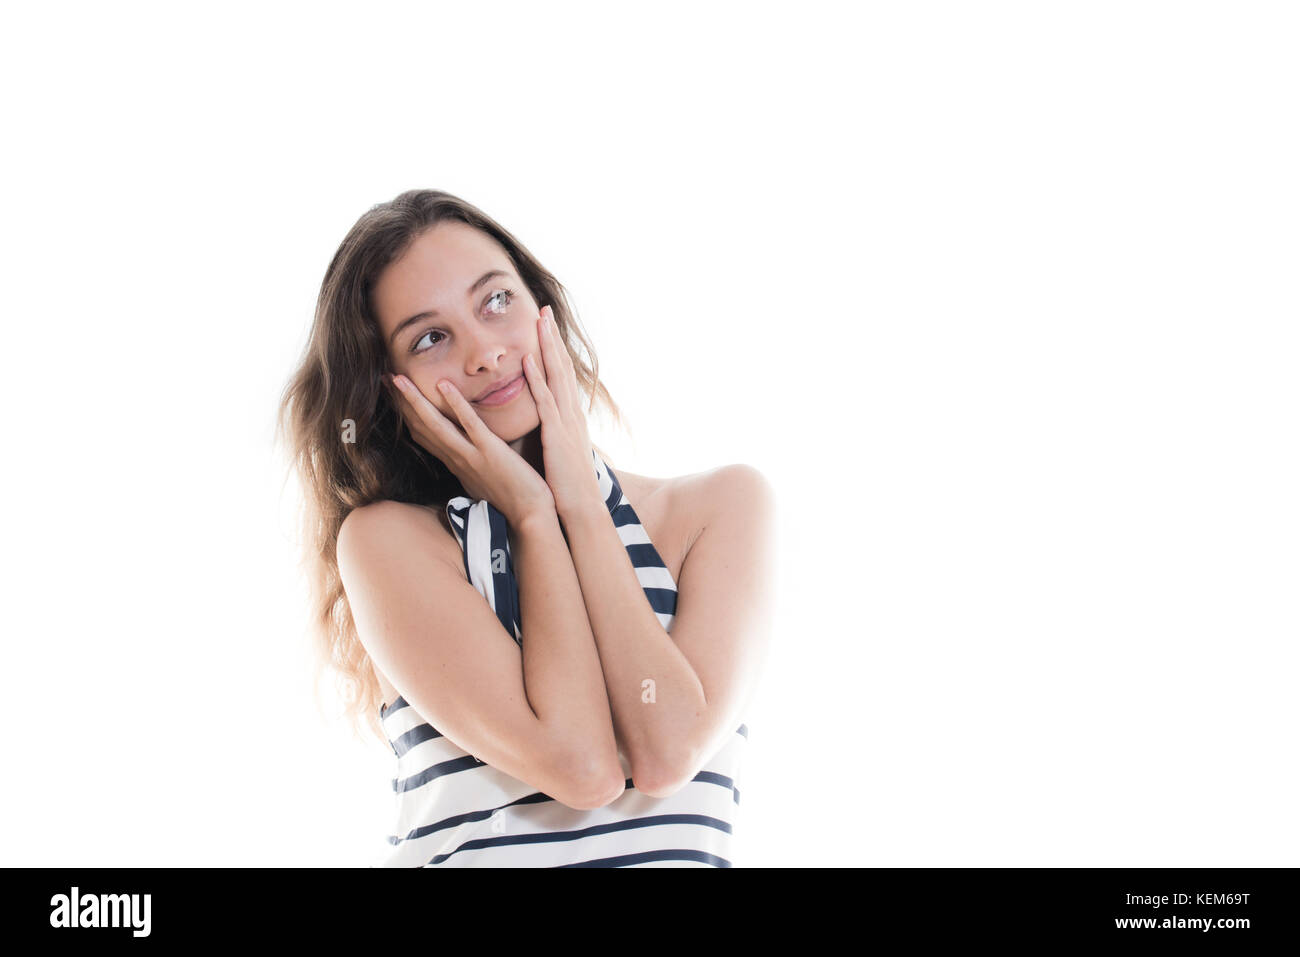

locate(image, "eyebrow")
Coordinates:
388 269 512 347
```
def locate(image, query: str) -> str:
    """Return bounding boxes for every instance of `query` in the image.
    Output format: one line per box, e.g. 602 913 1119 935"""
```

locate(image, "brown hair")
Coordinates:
275 189 625 746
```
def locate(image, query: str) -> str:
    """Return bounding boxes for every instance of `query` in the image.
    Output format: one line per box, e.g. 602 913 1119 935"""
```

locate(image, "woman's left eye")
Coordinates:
486 289 515 314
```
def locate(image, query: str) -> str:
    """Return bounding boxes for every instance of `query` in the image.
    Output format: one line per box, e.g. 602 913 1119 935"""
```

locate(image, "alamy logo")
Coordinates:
49 886 151 938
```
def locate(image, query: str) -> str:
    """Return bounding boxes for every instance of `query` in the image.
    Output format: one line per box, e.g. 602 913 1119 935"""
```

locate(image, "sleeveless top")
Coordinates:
372 451 748 867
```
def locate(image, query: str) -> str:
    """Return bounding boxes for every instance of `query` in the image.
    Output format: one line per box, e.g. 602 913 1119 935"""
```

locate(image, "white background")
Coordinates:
2 1 1296 866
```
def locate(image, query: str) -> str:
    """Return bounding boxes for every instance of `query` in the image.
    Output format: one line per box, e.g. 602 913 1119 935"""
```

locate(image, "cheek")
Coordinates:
396 371 449 418
396 357 450 414
513 312 542 343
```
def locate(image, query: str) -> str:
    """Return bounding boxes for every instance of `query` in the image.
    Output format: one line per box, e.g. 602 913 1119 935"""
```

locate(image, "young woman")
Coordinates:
277 189 774 867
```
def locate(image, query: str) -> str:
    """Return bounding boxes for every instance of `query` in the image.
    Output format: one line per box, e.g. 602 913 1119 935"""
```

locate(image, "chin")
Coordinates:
490 406 540 445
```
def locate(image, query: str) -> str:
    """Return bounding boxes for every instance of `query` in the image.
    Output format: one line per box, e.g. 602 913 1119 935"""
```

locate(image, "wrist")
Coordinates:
554 464 604 517
513 505 562 537
557 492 609 533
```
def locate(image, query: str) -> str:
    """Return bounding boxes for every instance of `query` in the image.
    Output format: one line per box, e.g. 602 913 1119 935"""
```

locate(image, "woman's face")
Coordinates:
372 221 543 443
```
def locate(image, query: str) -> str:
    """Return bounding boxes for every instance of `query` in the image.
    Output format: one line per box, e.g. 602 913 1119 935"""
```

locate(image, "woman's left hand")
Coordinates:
523 304 603 520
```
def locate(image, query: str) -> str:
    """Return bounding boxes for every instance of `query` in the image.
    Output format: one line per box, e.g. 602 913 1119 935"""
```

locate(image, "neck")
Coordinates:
509 425 545 478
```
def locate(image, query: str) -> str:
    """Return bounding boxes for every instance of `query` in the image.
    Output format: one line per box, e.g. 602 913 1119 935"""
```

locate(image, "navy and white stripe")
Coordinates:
372 449 748 868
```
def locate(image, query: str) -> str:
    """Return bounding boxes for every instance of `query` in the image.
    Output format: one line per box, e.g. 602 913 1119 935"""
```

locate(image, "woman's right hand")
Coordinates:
385 373 555 527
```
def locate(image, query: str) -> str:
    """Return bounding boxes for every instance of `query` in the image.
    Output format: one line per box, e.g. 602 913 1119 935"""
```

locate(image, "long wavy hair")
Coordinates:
276 189 626 746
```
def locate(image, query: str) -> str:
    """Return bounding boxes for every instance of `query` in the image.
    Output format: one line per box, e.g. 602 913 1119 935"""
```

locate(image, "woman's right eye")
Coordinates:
411 330 443 353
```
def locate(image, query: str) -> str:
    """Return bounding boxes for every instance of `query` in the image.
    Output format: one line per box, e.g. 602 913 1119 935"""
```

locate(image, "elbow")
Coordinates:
631 748 698 800
568 773 628 810
556 748 627 811
633 770 688 800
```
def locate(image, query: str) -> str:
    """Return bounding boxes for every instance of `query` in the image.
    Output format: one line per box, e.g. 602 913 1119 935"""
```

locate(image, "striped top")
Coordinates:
372 450 748 867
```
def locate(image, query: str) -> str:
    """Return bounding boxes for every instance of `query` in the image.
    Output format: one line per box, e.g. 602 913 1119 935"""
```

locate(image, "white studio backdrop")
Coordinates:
1 1 1296 866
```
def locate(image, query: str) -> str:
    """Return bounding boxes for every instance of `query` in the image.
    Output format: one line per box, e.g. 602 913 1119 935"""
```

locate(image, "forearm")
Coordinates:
511 508 623 784
558 498 708 790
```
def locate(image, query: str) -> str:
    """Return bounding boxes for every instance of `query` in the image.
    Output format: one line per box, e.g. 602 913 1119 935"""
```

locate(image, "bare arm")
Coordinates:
337 501 625 809
511 506 626 801
558 466 776 798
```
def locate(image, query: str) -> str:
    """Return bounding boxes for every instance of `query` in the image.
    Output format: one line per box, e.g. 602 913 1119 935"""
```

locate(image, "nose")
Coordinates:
461 325 506 376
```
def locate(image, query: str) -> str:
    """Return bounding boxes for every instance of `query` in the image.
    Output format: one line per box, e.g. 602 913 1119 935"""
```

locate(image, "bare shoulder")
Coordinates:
684 464 775 532
337 499 461 570
339 498 447 537
686 463 771 498
335 499 468 710
612 460 767 501
613 462 773 557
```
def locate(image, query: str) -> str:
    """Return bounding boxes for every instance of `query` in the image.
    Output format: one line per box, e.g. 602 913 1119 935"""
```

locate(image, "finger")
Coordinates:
545 306 578 377
532 318 568 412
433 378 493 444
388 375 423 425
521 351 558 424
385 376 415 425
539 308 580 416
385 378 414 421
388 380 447 454
393 375 473 454
536 311 568 402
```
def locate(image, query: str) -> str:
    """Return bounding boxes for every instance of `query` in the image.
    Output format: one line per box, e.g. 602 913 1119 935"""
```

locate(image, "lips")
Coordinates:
472 373 523 403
